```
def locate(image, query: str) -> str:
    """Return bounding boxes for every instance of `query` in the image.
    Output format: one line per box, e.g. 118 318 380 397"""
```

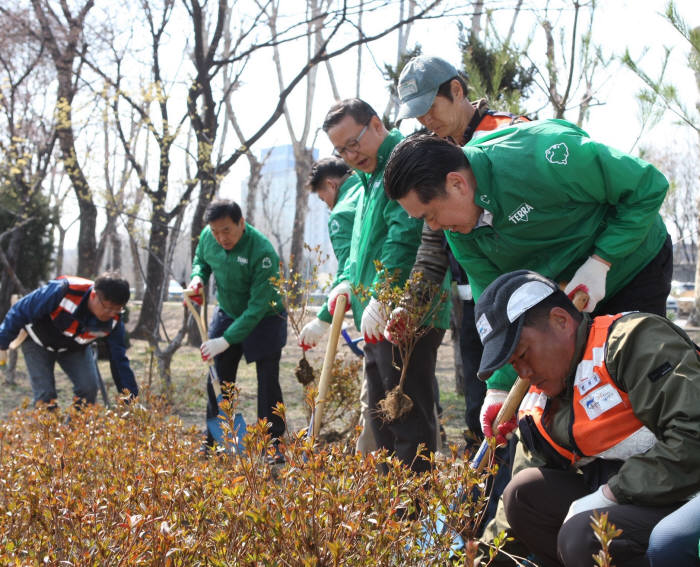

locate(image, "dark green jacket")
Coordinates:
338 130 420 330
447 119 669 390
318 173 362 324
191 223 283 345
541 313 700 506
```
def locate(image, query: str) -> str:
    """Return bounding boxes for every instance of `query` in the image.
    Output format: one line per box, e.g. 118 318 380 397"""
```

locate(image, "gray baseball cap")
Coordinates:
397 56 460 120
475 270 558 380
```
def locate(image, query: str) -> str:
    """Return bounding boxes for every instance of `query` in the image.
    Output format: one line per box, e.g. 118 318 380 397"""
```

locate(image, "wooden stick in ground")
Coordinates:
471 289 589 470
310 293 347 440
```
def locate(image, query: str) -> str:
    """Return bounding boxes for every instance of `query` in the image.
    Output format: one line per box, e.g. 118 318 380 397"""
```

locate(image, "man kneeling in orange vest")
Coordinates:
474 270 700 567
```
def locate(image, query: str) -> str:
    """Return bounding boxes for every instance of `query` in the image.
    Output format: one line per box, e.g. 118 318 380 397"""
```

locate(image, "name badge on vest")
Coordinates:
579 384 623 420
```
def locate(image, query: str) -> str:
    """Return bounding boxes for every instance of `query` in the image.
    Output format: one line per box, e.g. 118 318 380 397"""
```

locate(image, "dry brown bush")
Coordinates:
0 396 517 566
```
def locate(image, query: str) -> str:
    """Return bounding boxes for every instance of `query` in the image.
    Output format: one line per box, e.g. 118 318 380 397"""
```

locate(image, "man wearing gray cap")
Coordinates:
387 55 528 441
474 270 700 567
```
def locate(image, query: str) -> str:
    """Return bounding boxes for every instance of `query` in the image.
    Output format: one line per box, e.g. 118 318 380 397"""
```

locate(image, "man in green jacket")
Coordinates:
188 200 287 447
318 98 450 472
383 121 672 431
473 270 699 567
298 157 362 350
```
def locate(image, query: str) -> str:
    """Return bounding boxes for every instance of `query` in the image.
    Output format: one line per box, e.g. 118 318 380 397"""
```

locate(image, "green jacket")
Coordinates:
318 173 363 324
447 119 668 390
191 223 283 345
542 313 700 506
340 129 448 331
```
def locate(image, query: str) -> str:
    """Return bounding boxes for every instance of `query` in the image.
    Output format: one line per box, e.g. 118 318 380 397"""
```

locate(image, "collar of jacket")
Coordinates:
336 173 358 205
561 313 594 400
370 128 403 177
462 98 490 143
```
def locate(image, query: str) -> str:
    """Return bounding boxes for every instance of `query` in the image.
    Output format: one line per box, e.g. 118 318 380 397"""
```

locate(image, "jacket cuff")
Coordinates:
485 364 518 391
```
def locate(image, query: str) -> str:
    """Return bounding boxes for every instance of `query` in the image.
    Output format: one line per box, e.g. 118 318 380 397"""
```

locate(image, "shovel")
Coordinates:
470 289 589 470
308 293 347 440
184 290 246 453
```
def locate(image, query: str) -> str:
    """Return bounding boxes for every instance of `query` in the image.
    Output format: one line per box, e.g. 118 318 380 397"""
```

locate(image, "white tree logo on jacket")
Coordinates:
545 142 569 165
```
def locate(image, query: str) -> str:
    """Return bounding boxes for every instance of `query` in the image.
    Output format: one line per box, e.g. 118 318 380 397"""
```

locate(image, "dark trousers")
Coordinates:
595 234 673 317
460 298 486 437
364 327 445 474
207 309 285 442
504 467 679 567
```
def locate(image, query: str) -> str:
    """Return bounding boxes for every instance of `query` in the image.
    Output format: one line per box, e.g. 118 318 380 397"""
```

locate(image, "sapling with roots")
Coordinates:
269 244 330 385
360 261 446 422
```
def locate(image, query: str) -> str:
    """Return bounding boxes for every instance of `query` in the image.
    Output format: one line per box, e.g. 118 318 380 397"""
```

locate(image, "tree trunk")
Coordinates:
131 208 169 339
289 146 314 279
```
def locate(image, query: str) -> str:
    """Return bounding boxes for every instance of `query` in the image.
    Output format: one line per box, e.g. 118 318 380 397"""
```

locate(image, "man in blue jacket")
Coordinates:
0 272 138 405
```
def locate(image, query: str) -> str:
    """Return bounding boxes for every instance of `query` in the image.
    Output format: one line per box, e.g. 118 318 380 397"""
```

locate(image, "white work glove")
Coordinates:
479 389 517 444
384 306 409 345
563 485 617 524
0 349 7 367
327 282 352 315
299 318 330 351
564 256 610 313
186 276 204 306
360 297 387 343
200 336 229 362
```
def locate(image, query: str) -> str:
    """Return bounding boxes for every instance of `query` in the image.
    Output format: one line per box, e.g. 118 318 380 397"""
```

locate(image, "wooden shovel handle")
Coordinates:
184 290 222 398
311 293 347 439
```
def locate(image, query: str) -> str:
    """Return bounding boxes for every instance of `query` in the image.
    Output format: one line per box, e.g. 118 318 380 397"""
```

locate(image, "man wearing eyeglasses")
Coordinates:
319 98 450 473
0 272 138 406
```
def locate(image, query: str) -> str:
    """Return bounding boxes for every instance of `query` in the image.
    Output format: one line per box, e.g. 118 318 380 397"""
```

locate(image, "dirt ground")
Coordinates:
0 301 468 447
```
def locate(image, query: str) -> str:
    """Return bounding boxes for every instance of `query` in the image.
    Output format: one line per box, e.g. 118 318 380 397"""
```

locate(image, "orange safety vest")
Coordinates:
518 314 657 466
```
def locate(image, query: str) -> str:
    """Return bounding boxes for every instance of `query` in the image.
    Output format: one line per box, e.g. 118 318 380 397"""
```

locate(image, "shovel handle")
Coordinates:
310 293 347 439
470 289 589 470
183 290 222 398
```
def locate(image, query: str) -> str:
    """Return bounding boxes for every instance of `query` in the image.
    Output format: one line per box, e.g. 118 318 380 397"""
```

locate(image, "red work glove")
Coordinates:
360 298 386 343
328 282 352 315
384 306 409 345
298 318 330 351
480 389 517 446
563 256 609 313
186 276 204 306
200 337 229 362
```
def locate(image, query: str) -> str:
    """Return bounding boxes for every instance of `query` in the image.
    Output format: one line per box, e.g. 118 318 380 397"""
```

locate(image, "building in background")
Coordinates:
241 145 336 282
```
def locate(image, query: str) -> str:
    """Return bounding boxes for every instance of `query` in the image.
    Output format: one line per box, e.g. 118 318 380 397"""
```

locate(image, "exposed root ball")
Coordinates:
294 356 315 385
378 386 413 422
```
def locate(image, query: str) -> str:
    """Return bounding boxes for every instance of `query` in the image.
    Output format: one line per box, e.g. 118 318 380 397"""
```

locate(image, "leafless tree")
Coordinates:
525 0 610 124
0 2 58 313
184 0 442 280
29 0 99 276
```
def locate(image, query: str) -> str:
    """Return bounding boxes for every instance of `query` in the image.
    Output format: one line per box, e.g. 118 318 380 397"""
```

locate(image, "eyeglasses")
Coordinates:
97 294 125 316
333 123 369 157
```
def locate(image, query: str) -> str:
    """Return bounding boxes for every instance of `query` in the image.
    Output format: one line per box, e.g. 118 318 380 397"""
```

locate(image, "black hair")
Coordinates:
205 199 243 224
435 75 468 102
522 289 583 330
307 157 351 192
383 133 470 202
322 98 378 132
94 272 130 305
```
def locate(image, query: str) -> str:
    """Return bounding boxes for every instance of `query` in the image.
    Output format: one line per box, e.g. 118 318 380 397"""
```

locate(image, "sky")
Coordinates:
219 0 699 204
